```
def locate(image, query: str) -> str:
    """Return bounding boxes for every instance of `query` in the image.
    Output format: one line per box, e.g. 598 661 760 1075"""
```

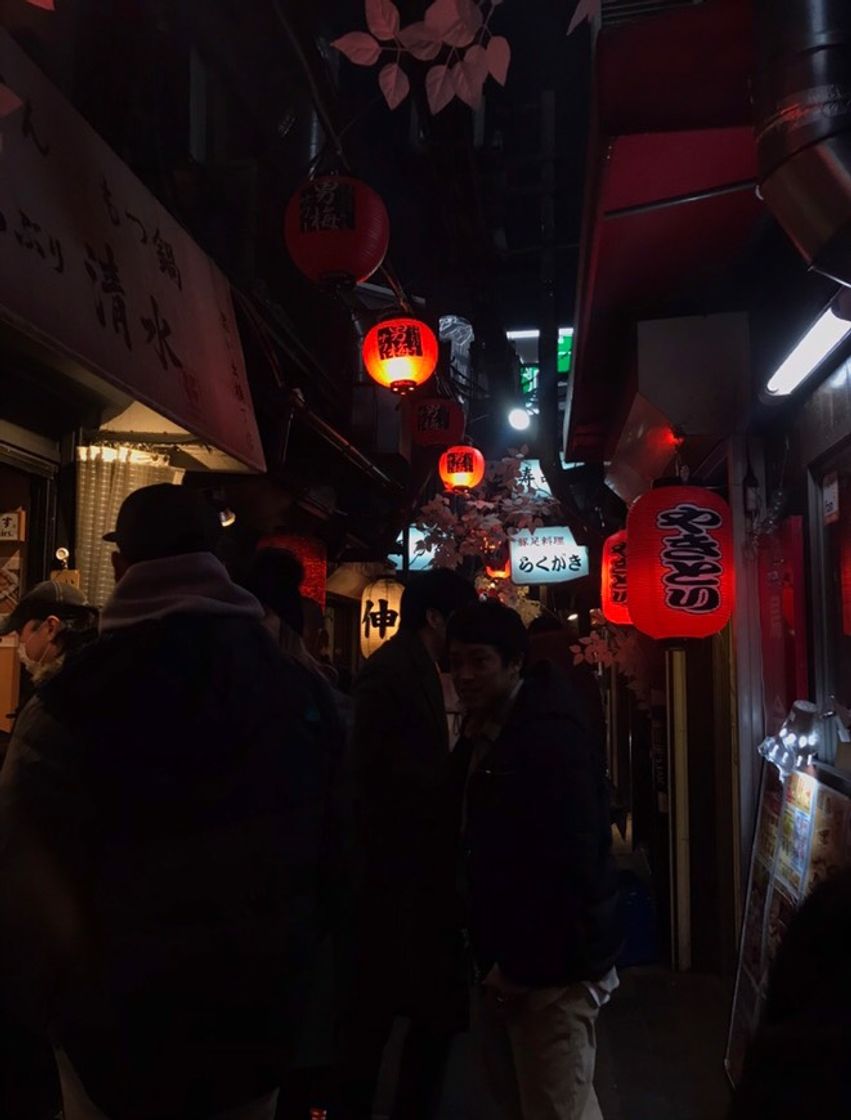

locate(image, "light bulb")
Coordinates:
508 407 531 431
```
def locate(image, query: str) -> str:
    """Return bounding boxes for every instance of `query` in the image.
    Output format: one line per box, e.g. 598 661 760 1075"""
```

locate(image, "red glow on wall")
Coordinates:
256 533 327 609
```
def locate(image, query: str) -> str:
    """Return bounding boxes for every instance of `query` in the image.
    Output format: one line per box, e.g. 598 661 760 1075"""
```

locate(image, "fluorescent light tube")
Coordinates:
766 306 851 396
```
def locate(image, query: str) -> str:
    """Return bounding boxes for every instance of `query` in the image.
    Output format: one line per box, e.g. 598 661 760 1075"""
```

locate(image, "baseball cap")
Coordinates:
0 580 94 637
103 484 223 564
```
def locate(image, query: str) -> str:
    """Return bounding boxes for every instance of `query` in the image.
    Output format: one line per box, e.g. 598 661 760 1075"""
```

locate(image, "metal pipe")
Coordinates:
603 179 757 221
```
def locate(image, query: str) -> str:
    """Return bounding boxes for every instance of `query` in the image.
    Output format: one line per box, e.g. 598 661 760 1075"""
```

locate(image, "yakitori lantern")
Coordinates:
601 530 632 626
360 577 404 658
257 533 327 609
439 444 486 492
362 317 438 393
626 485 734 640
284 175 390 287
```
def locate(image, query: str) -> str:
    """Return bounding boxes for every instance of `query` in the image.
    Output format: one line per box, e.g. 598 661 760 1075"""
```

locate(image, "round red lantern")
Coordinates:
256 533 327 610
284 175 390 287
362 317 438 393
626 485 734 640
601 530 632 626
485 558 511 581
439 444 486 492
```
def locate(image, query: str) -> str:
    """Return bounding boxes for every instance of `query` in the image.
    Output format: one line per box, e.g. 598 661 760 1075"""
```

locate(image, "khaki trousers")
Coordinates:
55 1049 280 1120
472 983 604 1120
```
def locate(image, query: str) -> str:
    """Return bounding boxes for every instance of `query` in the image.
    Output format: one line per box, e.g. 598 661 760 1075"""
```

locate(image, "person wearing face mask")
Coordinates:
2 581 99 692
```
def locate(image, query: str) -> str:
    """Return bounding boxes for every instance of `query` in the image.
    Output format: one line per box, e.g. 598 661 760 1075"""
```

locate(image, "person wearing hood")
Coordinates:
0 484 336 1120
448 601 621 1120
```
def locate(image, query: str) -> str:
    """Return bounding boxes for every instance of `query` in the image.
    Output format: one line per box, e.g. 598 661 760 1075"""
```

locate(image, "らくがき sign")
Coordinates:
0 31 263 471
509 527 589 585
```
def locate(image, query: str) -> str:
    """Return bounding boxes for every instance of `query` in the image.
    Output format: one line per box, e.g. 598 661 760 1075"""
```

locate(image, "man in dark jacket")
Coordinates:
449 601 621 1120
337 569 476 1120
0 485 336 1120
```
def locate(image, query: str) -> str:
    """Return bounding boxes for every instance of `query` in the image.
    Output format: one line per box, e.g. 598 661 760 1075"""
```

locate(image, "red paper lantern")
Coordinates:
626 485 734 640
256 533 327 610
284 176 389 287
485 558 511 581
363 317 438 393
601 530 632 626
439 445 486 492
406 397 465 447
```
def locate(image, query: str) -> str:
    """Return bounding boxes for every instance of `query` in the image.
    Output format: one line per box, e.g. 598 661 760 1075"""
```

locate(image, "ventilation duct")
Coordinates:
754 0 851 287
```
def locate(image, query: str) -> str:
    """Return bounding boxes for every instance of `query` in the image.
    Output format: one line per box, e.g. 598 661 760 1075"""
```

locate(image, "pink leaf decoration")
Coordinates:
398 21 442 61
365 0 400 41
568 0 599 36
454 55 484 109
425 0 482 49
425 63 455 114
332 31 381 66
463 43 489 86
378 62 410 109
0 84 23 118
486 36 511 85
25 0 55 8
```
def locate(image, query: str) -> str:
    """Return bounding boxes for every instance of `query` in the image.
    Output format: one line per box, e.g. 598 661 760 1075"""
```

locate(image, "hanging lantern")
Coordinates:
439 444 486 492
626 485 734 640
484 543 510 581
257 533 327 609
601 530 632 626
405 397 465 447
362 317 438 393
360 577 404 658
284 175 390 287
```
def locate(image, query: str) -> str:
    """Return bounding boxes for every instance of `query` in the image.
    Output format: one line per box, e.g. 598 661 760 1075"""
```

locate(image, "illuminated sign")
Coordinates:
509 526 589 585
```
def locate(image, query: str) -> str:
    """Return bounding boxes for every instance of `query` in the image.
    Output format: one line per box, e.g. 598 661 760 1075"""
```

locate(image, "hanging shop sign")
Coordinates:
257 534 327 609
627 484 734 640
284 175 389 288
0 31 263 472
509 527 589 585
439 444 486 492
360 577 403 658
363 316 438 393
405 397 465 448
601 530 632 626
389 526 435 573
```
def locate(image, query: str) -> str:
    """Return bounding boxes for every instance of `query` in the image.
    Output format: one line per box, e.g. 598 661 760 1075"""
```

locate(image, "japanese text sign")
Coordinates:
0 511 23 542
509 527 589 585
0 31 263 471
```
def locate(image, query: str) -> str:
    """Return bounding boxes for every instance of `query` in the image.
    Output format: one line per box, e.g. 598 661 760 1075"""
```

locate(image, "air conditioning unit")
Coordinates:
601 0 703 27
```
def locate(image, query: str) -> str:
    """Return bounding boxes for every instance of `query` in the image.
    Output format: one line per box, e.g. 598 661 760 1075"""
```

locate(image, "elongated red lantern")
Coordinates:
256 533 327 609
284 176 390 287
601 530 632 626
626 485 734 640
363 317 438 393
439 444 486 492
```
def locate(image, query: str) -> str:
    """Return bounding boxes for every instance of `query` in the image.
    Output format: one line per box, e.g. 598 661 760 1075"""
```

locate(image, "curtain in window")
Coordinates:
75 445 183 607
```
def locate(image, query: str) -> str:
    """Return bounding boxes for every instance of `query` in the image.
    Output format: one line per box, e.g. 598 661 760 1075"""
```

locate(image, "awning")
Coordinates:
0 31 264 474
565 0 764 462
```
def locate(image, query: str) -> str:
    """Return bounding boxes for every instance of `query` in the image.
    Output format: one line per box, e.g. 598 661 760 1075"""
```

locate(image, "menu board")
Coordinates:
726 764 851 1084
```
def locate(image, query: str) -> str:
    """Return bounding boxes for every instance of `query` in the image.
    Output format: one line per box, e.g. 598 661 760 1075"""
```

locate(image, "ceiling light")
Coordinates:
508 407 531 431
568 612 579 622
219 508 236 528
766 305 851 397
506 327 574 340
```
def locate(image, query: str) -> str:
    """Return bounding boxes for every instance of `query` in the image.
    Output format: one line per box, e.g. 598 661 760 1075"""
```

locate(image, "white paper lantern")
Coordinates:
360 578 404 658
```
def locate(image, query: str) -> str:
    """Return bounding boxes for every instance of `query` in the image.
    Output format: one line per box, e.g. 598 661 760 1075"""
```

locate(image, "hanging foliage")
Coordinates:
333 0 512 114
571 611 652 711
475 574 542 626
567 0 600 36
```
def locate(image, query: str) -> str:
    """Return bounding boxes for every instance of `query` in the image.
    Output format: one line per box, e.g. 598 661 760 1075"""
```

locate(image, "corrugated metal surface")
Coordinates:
602 0 704 27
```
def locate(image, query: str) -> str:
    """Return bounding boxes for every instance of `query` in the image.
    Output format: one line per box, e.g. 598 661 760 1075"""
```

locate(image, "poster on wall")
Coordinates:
725 764 851 1086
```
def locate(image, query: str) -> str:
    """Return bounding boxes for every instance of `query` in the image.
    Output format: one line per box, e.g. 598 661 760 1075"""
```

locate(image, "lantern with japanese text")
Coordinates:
601 530 632 626
362 317 438 393
626 485 734 640
406 397 465 447
284 175 390 287
257 533 327 610
360 577 404 658
439 444 486 492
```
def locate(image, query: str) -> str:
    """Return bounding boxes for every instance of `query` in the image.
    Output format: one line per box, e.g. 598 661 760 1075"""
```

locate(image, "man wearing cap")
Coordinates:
0 484 337 1120
1 581 98 690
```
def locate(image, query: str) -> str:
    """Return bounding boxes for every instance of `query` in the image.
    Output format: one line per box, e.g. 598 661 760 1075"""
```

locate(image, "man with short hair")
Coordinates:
0 484 336 1120
448 600 621 1120
338 569 477 1120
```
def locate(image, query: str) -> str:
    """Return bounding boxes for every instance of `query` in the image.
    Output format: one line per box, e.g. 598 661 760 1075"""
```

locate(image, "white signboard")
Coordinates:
0 511 22 541
0 32 264 471
509 526 589 585
389 526 435 573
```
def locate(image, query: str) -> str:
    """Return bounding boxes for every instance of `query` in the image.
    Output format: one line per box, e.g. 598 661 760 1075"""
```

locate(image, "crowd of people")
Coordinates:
26 481 835 1120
